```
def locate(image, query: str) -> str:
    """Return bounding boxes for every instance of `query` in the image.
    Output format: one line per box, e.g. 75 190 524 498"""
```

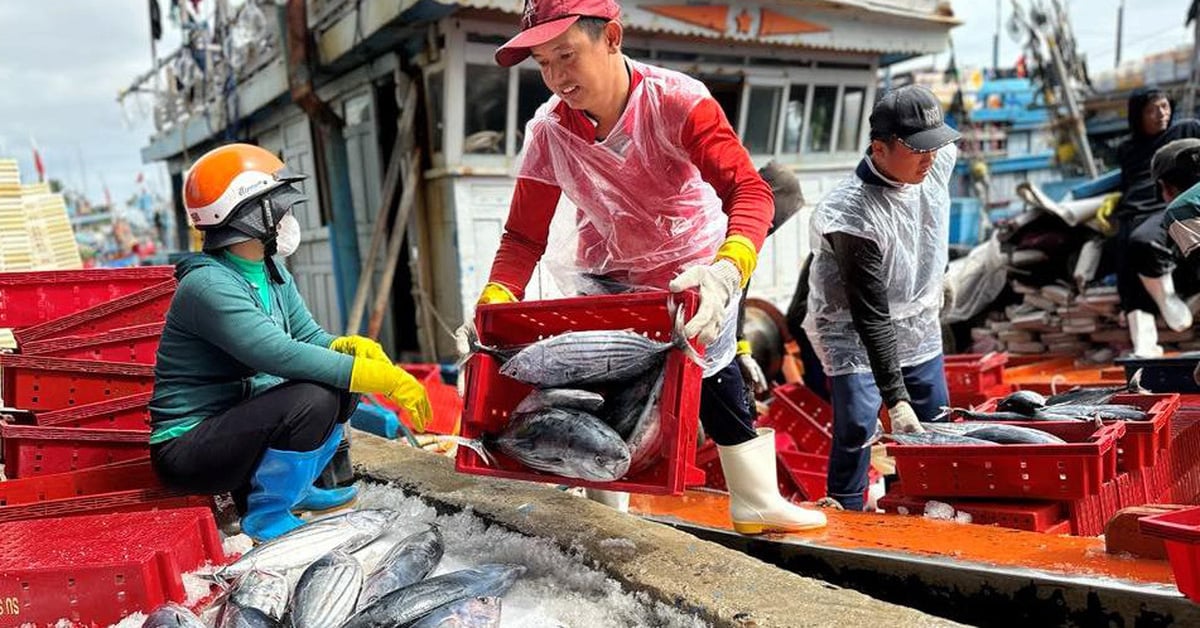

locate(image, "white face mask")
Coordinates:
275 213 302 257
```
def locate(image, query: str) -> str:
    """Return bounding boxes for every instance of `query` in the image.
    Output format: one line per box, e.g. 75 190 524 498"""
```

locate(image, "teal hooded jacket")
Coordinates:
149 253 354 444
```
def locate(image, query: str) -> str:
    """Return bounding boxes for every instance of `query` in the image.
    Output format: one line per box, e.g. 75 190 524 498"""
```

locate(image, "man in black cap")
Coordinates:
1113 88 1200 356
803 85 960 511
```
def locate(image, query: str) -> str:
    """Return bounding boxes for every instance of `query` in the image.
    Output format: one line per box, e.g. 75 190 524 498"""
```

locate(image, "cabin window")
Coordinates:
807 86 839 153
744 86 783 155
464 64 509 154
782 84 808 154
837 86 866 153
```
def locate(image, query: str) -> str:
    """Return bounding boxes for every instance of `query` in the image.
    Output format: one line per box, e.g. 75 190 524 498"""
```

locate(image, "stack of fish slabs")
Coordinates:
23 189 82 270
970 281 1200 358
0 159 33 271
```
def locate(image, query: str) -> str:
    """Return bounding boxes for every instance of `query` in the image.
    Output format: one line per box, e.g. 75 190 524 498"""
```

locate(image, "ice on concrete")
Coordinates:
923 500 956 521
109 481 710 627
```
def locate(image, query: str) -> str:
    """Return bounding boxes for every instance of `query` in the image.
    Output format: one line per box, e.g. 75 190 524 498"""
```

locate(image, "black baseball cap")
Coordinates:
869 85 961 153
1152 138 1200 184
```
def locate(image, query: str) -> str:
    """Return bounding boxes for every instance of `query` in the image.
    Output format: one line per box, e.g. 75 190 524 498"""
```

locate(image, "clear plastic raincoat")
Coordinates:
516 60 738 374
803 144 957 376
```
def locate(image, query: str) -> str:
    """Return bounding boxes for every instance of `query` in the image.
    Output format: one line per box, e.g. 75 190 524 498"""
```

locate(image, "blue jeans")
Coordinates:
826 354 948 511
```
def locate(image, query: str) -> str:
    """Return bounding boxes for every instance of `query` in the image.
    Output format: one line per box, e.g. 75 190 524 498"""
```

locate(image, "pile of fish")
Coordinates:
142 509 525 628
459 316 696 482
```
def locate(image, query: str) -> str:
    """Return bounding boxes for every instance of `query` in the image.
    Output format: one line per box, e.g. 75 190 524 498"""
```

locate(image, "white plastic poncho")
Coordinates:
803 144 957 376
516 60 738 375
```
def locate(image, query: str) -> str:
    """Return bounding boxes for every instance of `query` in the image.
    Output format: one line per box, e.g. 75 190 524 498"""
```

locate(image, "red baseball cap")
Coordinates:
495 0 622 67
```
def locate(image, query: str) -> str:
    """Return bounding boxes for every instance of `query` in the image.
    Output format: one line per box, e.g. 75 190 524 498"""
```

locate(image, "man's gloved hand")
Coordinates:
329 335 392 364
454 282 518 358
1095 192 1121 234
669 236 756 345
888 401 925 435
349 359 433 431
735 340 768 396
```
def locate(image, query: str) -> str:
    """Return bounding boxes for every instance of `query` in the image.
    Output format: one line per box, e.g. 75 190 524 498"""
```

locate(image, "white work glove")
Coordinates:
888 401 925 434
735 342 769 396
453 321 475 359
668 259 742 345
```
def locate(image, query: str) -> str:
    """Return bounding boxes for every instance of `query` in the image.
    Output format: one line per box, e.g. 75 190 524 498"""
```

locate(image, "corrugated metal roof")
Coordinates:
440 0 954 55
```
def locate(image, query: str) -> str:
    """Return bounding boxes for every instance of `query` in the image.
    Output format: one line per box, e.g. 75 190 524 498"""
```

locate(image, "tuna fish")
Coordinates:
460 407 631 481
957 424 1066 445
1045 369 1146 406
288 549 363 628
223 569 288 621
947 408 1034 422
995 390 1047 416
600 367 663 439
499 330 670 387
141 603 207 628
359 525 445 610
1035 404 1148 421
625 372 666 476
217 603 280 628
408 597 502 628
216 509 397 581
887 432 995 446
513 388 605 415
342 564 525 628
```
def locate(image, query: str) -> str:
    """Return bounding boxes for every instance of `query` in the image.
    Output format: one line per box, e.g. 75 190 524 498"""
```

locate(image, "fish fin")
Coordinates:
1128 368 1146 393
1049 374 1066 396
934 406 954 421
449 436 494 466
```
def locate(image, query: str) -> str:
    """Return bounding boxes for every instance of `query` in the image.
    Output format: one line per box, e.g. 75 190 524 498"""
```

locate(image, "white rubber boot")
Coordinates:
1129 310 1164 358
1140 274 1193 332
717 428 827 534
584 488 630 513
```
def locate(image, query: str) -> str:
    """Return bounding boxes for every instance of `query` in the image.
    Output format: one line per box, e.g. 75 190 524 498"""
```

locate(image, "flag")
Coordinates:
104 184 112 207
30 137 45 182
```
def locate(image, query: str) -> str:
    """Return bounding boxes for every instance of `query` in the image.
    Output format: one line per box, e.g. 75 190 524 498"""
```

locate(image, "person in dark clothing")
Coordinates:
804 85 960 511
1114 87 1200 356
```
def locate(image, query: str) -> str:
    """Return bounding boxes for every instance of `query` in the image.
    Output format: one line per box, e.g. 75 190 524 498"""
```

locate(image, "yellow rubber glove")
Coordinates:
349 359 433 432
477 282 518 305
714 235 758 289
1095 192 1121 233
329 335 392 364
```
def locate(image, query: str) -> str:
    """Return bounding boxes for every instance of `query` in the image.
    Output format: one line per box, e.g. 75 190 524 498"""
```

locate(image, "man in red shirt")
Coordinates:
456 0 825 533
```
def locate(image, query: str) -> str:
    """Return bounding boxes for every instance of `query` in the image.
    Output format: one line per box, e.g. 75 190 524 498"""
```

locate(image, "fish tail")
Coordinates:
448 436 494 466
1128 368 1146 393
669 300 705 368
456 325 506 369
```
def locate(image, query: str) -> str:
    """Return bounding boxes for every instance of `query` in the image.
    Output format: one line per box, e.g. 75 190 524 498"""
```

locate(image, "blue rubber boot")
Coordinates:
241 448 312 542
293 425 358 513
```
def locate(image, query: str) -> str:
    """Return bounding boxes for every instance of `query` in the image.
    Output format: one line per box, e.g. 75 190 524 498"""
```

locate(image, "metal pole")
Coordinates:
994 0 1001 73
1187 13 1200 117
1047 33 1099 178
1115 0 1124 68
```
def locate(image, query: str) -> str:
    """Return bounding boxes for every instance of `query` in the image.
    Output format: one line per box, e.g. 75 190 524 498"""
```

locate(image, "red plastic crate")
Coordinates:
973 393 1181 472
1116 471 1149 509
761 384 833 456
13 279 175 346
20 322 164 364
0 266 174 330
0 354 155 411
0 423 150 478
371 381 464 436
694 438 812 504
0 489 213 524
0 458 158 506
887 421 1125 500
879 487 1069 532
944 352 1008 395
1067 475 1123 536
0 507 224 625
1139 505 1200 602
457 292 706 495
35 392 152 430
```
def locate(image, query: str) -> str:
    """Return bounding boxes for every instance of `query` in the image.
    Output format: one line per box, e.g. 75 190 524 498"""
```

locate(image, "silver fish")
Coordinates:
512 388 604 415
217 603 281 628
958 424 1067 445
408 597 502 628
949 408 1040 422
499 319 699 388
887 432 994 446
1046 368 1146 406
343 564 525 628
625 372 666 476
289 549 363 628
600 368 662 439
217 509 397 581
462 407 631 481
359 525 445 610
141 603 207 628
1036 404 1147 421
226 569 288 621
995 390 1046 416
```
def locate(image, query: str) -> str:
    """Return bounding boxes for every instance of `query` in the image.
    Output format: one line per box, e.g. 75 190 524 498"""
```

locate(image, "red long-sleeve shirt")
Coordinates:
488 66 773 299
